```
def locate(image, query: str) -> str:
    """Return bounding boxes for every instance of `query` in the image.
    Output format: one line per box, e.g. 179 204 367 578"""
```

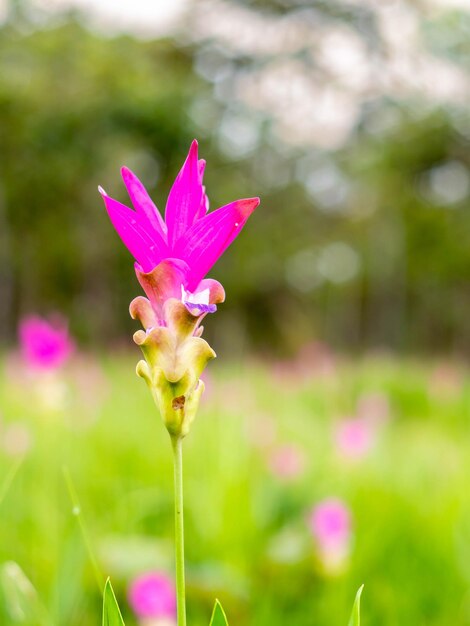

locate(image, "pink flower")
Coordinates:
128 572 176 621
309 498 351 549
269 444 306 480
19 316 74 371
356 392 390 424
334 417 375 460
308 498 352 572
100 140 259 319
429 362 463 399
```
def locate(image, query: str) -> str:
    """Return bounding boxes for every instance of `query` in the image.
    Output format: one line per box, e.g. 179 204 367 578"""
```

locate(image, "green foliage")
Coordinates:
0 354 469 626
102 579 125 626
0 4 469 352
348 586 363 626
210 600 229 626
0 14 204 344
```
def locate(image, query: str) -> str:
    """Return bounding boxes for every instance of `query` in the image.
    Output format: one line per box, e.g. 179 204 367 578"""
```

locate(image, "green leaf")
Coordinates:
348 585 364 626
102 578 125 626
210 599 229 626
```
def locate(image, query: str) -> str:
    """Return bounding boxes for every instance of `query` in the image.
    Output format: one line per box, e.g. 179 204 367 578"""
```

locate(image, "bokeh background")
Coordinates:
0 0 469 625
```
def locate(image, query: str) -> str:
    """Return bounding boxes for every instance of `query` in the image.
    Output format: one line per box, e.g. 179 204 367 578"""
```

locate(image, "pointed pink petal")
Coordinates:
175 197 260 289
121 167 167 239
198 159 206 179
100 190 168 272
165 140 203 248
196 158 209 220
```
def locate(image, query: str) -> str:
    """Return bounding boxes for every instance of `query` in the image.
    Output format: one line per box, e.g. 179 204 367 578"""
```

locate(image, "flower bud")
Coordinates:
131 296 215 439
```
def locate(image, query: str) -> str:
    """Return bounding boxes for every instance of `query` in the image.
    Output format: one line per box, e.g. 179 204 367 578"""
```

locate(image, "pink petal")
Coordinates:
100 189 168 272
165 140 203 248
175 197 260 289
19 315 74 371
196 159 209 220
128 572 176 620
121 167 167 238
309 499 352 547
198 159 206 179
197 278 225 304
135 258 190 318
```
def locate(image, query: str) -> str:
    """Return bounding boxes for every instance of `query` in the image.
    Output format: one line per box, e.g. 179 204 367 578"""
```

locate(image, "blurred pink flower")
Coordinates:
429 362 464 399
309 498 351 549
297 341 338 378
19 316 74 371
100 140 259 320
269 444 306 480
128 572 176 621
334 417 375 460
270 342 338 391
356 392 390 424
309 498 352 572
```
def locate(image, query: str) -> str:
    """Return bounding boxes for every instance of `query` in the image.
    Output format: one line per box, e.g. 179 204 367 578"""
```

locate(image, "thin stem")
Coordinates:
171 435 186 626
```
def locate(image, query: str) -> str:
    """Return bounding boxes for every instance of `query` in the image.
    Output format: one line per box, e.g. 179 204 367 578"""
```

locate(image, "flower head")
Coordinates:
334 417 375 461
128 571 176 622
356 392 390 424
100 140 259 320
19 315 74 371
309 498 351 549
100 141 259 438
308 498 352 573
269 444 306 480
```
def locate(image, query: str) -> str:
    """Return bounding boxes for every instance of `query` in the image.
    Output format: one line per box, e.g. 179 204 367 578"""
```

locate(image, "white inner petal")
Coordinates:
181 285 210 305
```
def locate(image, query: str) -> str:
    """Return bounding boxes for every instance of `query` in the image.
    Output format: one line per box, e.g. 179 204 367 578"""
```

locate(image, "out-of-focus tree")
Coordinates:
182 0 470 353
0 8 208 342
0 0 469 354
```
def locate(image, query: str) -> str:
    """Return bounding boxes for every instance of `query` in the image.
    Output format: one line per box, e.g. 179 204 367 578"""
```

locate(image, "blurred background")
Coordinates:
0 0 469 355
0 0 469 625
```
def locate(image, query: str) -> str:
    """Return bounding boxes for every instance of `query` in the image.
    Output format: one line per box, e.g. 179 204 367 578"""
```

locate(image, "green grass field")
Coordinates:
0 351 469 626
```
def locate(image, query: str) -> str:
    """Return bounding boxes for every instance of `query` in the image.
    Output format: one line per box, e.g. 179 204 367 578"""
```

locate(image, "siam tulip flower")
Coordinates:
128 571 176 626
308 498 352 574
429 361 464 400
356 392 390 425
269 444 306 480
19 315 74 372
102 142 259 626
297 341 338 379
100 139 259 321
334 416 376 461
100 140 259 439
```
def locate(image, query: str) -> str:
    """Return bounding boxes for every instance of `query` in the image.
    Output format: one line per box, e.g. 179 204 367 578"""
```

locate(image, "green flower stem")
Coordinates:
171 435 187 626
